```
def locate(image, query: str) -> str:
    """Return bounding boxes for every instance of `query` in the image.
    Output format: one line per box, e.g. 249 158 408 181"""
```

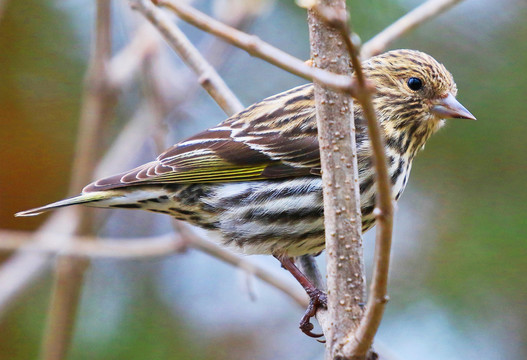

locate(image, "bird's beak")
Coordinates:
431 93 476 120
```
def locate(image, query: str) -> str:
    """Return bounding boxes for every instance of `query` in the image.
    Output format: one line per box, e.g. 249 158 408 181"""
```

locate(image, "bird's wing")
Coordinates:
84 84 320 192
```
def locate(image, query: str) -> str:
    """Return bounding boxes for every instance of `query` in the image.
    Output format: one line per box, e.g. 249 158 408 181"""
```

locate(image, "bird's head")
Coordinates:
361 49 475 156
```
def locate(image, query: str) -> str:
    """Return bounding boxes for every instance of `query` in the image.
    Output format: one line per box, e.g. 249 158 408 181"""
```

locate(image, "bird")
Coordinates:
16 49 475 337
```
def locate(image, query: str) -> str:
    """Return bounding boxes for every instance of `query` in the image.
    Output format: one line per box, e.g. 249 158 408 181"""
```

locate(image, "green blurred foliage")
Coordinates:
0 279 51 359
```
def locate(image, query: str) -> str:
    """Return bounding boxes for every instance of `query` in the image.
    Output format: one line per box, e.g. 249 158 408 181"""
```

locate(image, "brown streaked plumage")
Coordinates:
17 49 475 254
16 49 475 336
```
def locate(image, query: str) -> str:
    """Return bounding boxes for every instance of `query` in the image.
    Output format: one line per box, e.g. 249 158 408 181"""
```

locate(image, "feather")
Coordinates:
15 191 115 217
84 84 320 192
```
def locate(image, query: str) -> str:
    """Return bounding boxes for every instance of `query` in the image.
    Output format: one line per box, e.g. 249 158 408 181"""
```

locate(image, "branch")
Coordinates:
0 230 184 258
130 0 244 115
108 24 161 90
41 1 115 359
0 210 79 320
361 0 464 59
139 0 262 130
153 0 358 95
67 3 116 196
0 229 309 308
306 1 365 358
298 255 324 291
174 224 309 308
314 6 395 357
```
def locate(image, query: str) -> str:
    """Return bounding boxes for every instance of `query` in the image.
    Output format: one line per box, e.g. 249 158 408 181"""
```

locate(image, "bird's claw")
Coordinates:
299 288 327 338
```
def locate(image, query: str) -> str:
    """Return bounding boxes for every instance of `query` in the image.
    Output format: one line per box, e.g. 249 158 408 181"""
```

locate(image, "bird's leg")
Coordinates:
274 254 327 338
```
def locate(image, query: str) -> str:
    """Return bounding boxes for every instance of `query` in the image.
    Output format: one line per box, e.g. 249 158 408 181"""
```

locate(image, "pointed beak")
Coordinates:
431 93 476 120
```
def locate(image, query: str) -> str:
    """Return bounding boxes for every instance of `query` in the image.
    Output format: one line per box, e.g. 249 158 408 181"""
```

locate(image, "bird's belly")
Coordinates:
201 178 326 256
124 178 328 255
122 169 411 256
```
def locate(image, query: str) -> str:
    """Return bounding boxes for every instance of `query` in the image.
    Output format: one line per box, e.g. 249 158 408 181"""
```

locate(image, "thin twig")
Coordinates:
67 6 116 196
0 210 79 320
141 54 173 153
155 0 262 122
0 228 309 308
175 224 309 308
343 33 394 360
108 24 161 90
314 6 395 357
361 0 464 59
0 230 185 258
153 0 358 95
40 2 115 359
130 0 244 115
306 1 365 358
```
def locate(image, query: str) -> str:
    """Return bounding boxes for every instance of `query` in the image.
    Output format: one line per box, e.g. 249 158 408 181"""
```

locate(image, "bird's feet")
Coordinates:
272 254 327 338
299 288 327 338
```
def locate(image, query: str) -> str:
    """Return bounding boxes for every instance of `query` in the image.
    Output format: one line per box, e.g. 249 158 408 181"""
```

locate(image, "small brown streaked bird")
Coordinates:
16 49 476 337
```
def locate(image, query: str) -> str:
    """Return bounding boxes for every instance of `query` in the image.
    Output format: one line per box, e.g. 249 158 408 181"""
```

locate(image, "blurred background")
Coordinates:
1 0 526 359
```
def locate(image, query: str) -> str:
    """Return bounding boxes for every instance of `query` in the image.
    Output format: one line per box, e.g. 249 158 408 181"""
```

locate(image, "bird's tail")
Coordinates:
15 191 115 217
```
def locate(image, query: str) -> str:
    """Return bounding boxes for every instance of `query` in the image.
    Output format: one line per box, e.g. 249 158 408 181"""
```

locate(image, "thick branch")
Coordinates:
40 2 115 359
130 0 244 115
67 3 116 195
361 0 464 58
153 0 358 95
307 1 365 359
310 3 397 357
318 8 395 358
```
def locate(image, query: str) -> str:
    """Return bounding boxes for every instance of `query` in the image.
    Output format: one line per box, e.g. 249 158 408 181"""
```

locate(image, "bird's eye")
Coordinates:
407 77 423 91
